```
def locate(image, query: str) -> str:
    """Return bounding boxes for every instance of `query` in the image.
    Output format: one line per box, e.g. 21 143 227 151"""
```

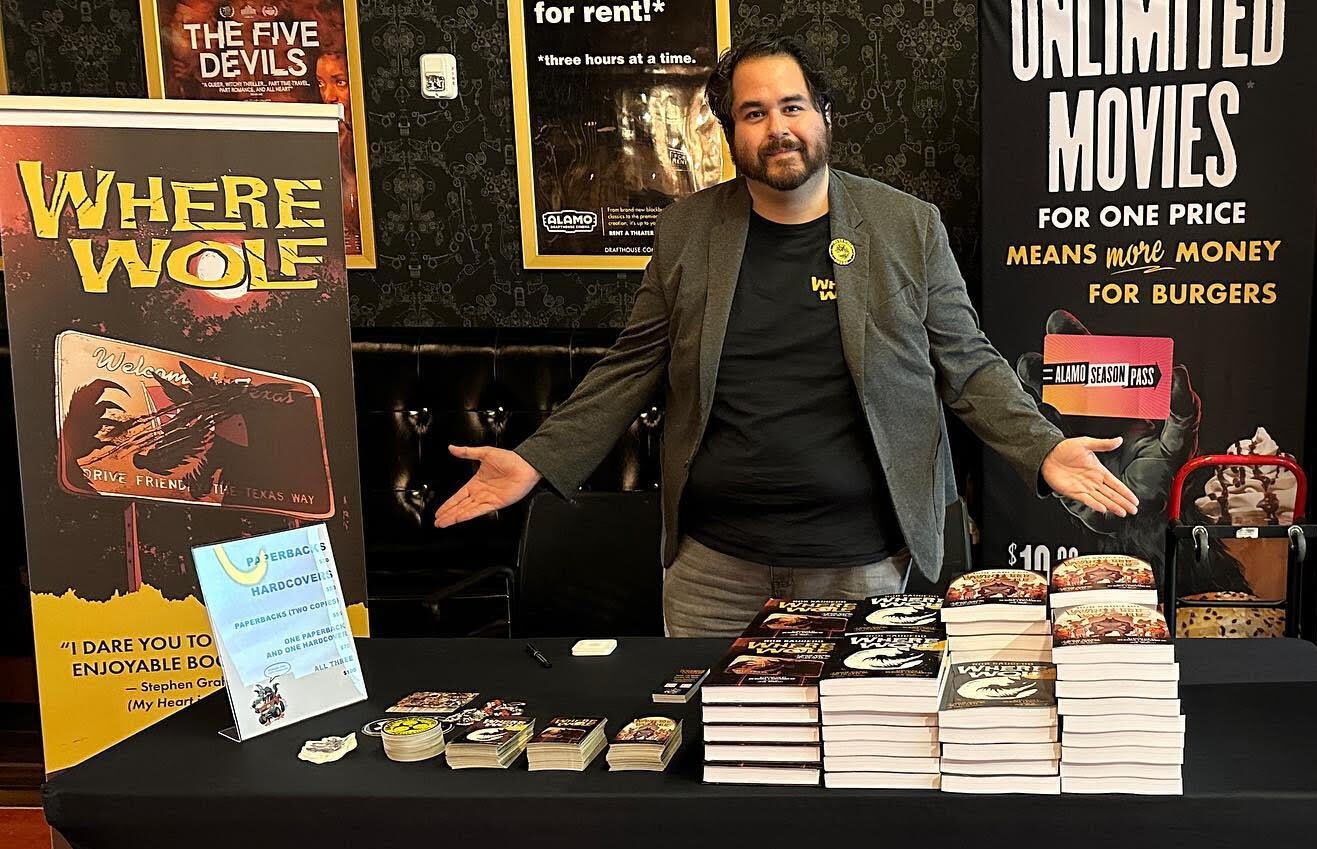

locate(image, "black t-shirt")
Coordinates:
680 211 905 567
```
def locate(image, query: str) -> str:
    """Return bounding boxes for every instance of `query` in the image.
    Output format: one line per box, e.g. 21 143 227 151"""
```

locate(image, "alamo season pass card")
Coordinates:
55 331 333 517
1041 334 1173 419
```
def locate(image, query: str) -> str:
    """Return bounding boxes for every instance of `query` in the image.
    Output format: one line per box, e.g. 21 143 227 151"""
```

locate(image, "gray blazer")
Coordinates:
516 169 1063 582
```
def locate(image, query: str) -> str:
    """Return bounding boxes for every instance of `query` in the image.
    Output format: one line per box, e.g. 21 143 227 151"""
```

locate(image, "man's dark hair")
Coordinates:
705 37 834 139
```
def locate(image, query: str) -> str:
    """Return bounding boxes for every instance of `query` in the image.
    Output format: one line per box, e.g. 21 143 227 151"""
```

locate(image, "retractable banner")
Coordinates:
0 97 370 771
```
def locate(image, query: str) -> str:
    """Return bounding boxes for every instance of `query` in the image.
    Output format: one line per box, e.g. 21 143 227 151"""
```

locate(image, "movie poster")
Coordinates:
978 2 1316 628
0 97 370 772
508 0 734 270
140 0 375 268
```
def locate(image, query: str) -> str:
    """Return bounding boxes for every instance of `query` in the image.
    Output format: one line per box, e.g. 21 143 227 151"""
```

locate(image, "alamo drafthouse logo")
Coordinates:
541 209 598 234
1042 360 1162 390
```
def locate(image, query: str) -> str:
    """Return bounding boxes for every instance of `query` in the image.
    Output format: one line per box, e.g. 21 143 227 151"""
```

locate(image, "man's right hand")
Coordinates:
433 445 542 528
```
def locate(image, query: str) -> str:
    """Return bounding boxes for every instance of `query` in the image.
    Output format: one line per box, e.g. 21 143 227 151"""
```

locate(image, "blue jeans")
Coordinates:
663 535 912 638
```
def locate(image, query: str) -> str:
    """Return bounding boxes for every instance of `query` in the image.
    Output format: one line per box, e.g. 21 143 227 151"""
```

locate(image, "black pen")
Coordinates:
525 642 552 668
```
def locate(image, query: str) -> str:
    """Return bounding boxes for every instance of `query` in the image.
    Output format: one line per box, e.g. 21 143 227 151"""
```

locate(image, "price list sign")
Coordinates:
192 524 366 741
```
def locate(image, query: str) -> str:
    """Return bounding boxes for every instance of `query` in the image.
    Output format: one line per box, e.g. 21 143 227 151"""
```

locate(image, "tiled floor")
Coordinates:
0 807 50 848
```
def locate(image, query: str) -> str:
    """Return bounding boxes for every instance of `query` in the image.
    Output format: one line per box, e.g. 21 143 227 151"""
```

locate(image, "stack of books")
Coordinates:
445 717 537 769
607 717 683 772
701 611 843 785
942 569 1052 662
526 716 608 771
938 660 1061 794
820 624 947 790
1053 599 1183 795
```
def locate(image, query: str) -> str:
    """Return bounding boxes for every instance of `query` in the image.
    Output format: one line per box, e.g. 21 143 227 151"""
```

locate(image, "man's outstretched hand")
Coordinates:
433 445 542 528
1041 436 1140 518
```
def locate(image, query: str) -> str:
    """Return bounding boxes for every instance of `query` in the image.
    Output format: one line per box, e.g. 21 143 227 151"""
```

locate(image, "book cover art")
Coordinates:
706 638 838 688
848 593 944 634
1050 555 1156 594
454 717 535 747
530 716 607 745
940 661 1057 710
612 716 680 745
824 633 946 681
1053 604 1171 647
741 599 855 638
386 691 479 715
945 569 1048 607
56 331 334 518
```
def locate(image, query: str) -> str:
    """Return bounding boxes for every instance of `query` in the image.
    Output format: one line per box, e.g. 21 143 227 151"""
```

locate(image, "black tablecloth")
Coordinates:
43 638 1317 849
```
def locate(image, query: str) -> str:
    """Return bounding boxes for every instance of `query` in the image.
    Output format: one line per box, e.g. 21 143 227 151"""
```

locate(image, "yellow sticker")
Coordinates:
383 716 440 736
829 238 856 266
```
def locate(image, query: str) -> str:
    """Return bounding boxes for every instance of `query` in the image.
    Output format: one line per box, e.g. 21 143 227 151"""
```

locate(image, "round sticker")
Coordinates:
360 718 392 737
381 716 440 737
829 238 856 266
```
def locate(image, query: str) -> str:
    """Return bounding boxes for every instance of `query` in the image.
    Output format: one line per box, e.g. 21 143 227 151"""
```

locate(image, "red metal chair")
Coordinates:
1164 454 1312 640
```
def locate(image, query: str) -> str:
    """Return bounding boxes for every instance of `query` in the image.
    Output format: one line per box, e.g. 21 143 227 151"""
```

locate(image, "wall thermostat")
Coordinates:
420 53 458 100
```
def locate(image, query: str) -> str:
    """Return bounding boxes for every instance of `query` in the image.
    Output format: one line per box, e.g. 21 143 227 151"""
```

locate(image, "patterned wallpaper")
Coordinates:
0 0 981 328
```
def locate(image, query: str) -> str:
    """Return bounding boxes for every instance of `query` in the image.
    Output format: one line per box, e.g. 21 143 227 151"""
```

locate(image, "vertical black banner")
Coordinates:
979 3 1317 595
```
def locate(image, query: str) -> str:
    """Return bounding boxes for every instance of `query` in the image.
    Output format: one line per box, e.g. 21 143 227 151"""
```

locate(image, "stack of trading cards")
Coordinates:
606 717 683 771
526 717 609 771
445 718 537 769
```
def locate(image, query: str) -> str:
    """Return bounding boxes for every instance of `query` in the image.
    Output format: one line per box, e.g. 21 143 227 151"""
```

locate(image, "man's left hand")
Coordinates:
1041 437 1141 518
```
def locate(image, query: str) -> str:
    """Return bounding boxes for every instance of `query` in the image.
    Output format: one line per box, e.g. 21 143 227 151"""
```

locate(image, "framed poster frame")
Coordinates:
138 0 376 269
508 0 734 271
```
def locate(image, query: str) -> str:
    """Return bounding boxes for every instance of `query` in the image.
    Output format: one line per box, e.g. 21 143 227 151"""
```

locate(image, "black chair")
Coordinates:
906 496 973 595
515 490 664 638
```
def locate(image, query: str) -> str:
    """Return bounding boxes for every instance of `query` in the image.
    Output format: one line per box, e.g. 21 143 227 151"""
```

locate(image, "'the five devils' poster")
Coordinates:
0 97 369 772
140 0 375 268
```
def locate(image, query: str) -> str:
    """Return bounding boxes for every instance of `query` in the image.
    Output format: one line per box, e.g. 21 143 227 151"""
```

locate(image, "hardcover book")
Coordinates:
742 599 856 638
702 638 838 704
847 594 944 635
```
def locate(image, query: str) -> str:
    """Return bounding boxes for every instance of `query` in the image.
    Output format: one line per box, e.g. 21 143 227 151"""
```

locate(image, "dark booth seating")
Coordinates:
352 329 664 638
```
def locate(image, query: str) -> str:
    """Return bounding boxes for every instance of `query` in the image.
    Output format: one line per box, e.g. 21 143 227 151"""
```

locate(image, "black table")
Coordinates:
43 638 1317 849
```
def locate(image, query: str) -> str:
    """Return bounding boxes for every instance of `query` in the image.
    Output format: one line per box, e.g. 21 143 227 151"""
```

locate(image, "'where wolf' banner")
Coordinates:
979 2 1316 604
0 97 369 772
